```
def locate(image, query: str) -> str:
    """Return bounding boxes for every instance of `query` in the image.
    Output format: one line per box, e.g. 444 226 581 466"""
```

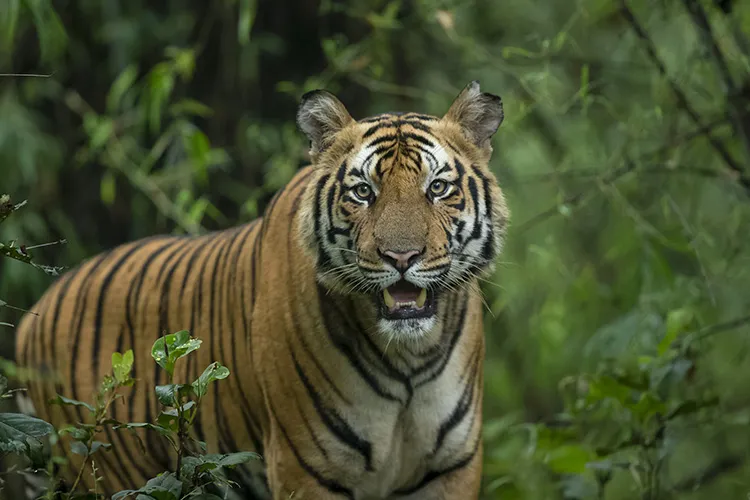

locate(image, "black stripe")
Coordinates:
399 131 434 148
312 174 333 269
292 351 374 471
318 288 401 403
212 228 248 452
433 348 481 454
414 296 467 386
230 222 265 452
270 407 355 499
392 436 480 496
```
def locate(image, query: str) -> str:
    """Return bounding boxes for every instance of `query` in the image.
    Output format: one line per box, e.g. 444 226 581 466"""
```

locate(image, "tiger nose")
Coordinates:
378 248 424 273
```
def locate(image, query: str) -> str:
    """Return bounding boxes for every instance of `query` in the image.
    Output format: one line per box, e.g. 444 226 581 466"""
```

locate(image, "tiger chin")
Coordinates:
16 81 509 500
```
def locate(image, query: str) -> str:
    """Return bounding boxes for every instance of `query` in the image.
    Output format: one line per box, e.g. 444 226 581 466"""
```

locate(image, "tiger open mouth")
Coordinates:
377 280 437 320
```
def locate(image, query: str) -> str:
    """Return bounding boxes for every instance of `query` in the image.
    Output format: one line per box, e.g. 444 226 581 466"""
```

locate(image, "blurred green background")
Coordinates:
2 0 750 498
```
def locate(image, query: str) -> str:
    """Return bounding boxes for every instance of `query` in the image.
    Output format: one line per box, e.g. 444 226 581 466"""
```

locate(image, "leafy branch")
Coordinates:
619 0 750 193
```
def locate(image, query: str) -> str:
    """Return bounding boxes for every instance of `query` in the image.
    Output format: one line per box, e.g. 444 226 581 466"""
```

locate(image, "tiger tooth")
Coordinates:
416 288 427 308
383 288 395 308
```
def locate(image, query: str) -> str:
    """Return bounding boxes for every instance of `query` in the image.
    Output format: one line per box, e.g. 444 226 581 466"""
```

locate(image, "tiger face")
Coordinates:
297 81 509 337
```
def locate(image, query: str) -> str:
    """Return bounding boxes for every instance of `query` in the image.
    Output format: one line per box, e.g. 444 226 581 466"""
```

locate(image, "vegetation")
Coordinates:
2 0 750 498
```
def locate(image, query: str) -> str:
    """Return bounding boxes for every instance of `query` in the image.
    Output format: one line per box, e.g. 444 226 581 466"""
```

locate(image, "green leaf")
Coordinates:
70 440 88 456
112 350 134 384
658 308 694 355
151 331 201 376
58 425 92 441
100 172 116 206
237 0 256 45
0 413 54 439
89 117 114 150
169 99 213 118
192 362 230 398
140 472 183 500
0 0 20 63
0 412 54 461
157 411 180 432
0 374 7 395
666 397 719 420
180 452 260 480
89 440 112 455
545 444 596 474
212 451 261 467
113 422 173 438
50 394 95 413
24 0 68 64
112 472 182 500
106 64 139 113
155 384 194 407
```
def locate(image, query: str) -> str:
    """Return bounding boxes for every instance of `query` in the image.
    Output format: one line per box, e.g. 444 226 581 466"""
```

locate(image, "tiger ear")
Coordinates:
443 81 504 149
297 90 354 155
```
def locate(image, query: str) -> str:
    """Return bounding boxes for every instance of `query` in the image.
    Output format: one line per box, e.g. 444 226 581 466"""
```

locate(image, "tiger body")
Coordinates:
16 81 508 499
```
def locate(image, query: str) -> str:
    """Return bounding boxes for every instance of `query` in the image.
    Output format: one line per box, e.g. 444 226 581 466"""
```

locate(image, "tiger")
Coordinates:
15 80 508 500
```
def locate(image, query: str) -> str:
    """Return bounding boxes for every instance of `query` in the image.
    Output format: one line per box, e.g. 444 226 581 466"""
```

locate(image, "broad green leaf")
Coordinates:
112 350 134 384
658 308 694 355
155 384 194 407
70 440 88 456
140 472 183 500
155 384 178 406
192 362 230 398
58 425 91 441
0 413 54 458
112 471 182 500
89 440 112 454
157 411 179 432
151 331 201 375
545 444 596 474
50 394 95 413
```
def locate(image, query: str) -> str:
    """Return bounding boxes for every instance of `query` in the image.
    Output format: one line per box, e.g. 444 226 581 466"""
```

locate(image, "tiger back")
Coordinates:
15 81 509 500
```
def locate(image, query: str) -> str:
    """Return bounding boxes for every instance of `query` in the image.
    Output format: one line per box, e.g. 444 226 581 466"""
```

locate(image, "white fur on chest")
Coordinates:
348 352 475 499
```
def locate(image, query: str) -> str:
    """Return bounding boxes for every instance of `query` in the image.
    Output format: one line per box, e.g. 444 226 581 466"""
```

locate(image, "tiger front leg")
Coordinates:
392 441 483 500
264 425 355 500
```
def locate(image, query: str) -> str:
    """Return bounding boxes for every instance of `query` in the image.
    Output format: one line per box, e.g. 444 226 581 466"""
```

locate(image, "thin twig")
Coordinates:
670 314 750 351
515 156 636 234
0 73 53 78
690 314 750 343
25 239 67 250
619 0 750 193
680 0 750 167
672 454 744 491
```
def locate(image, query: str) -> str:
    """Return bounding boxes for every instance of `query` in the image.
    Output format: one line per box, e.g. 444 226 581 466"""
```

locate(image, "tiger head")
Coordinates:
296 81 509 338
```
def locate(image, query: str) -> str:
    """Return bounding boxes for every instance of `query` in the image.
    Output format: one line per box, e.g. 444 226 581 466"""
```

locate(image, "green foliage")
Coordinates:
0 331 258 500
108 332 258 499
2 0 750 499
0 375 53 468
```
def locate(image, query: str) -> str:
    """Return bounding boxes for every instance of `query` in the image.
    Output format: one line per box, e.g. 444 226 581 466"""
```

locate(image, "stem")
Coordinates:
68 383 119 496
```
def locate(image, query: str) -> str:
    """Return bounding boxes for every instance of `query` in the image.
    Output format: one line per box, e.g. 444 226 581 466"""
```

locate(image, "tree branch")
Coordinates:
619 0 750 193
672 454 745 492
681 0 750 168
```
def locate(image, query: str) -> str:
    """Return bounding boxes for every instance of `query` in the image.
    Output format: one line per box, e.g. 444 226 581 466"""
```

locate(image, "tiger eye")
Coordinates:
354 183 372 200
429 179 449 197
